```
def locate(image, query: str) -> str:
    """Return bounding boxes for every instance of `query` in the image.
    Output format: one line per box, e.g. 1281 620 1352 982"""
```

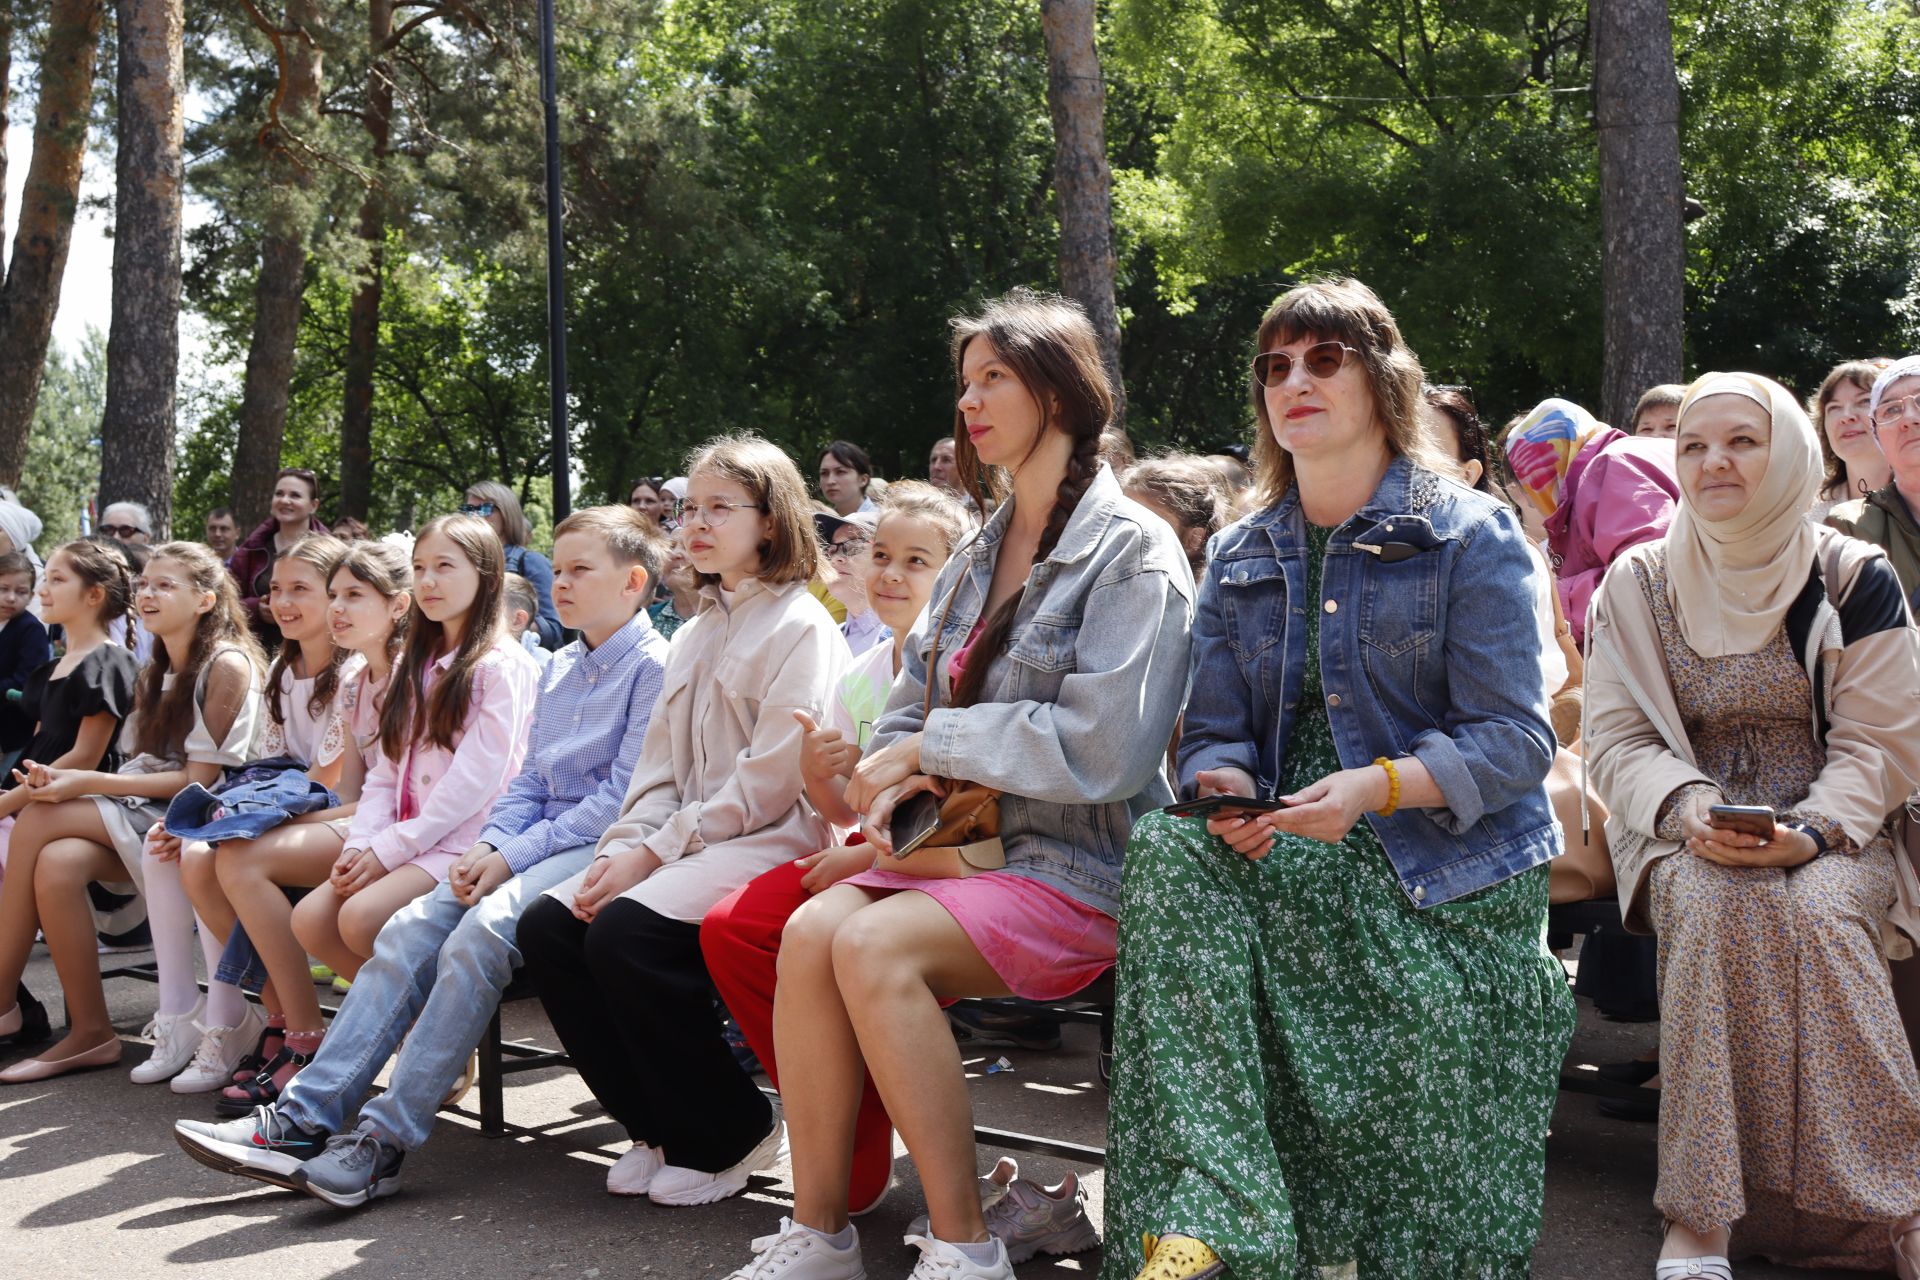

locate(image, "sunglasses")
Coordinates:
97 524 147 540
1251 341 1361 388
458 502 497 518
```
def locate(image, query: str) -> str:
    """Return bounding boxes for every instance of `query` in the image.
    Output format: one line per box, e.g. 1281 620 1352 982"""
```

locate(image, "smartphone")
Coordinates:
1162 794 1291 821
888 790 945 858
1707 804 1775 839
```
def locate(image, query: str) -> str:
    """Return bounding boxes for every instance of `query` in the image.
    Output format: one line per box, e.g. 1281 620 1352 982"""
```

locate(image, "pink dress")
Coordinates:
842 617 1116 1002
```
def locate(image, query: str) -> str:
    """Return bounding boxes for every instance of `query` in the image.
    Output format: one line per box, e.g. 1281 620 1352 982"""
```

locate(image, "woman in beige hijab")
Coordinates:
1584 372 1920 1278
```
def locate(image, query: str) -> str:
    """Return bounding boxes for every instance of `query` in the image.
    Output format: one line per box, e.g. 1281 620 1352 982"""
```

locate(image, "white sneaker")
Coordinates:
648 1113 788 1206
725 1218 866 1280
171 1003 268 1094
903 1234 1014 1279
606 1141 664 1196
129 997 206 1084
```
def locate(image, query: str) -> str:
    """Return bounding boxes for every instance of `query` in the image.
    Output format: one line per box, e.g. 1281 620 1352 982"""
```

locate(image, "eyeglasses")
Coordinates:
828 535 871 558
673 499 765 528
1871 393 1920 430
1251 342 1361 388
97 524 147 540
458 502 496 517
133 576 183 596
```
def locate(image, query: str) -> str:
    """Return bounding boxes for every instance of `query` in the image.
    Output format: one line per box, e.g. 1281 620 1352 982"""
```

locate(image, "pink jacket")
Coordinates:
346 638 539 872
1544 428 1679 648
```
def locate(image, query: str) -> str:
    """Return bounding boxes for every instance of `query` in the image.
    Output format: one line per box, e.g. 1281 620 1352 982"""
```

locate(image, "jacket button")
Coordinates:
1235 568 1248 583
1323 599 1338 614
1327 694 1341 707
1413 885 1426 901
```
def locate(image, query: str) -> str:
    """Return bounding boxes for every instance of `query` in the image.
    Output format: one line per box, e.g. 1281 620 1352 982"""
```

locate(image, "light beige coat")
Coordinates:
1584 528 1920 949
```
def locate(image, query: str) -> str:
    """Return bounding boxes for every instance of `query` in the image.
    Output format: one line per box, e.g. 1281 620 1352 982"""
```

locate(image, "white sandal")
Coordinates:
1891 1214 1920 1280
1656 1220 1731 1279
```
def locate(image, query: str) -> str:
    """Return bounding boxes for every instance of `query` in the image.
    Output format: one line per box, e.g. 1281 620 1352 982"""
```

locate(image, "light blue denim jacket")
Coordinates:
1177 458 1561 907
869 464 1194 917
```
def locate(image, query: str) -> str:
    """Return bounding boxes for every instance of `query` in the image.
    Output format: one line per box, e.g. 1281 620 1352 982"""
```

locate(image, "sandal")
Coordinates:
214 1041 314 1118
1656 1220 1731 1279
1891 1214 1920 1280
1135 1233 1224 1280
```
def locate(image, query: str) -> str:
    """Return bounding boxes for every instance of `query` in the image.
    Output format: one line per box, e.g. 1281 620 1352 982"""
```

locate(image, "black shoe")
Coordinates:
1596 1058 1659 1086
947 1004 1063 1052
0 984 51 1054
1598 1092 1660 1123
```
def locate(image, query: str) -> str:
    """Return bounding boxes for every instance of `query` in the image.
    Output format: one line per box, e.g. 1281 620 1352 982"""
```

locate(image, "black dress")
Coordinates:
1 644 141 789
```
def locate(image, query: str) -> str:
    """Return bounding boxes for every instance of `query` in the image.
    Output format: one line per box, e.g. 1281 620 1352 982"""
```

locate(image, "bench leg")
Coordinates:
479 1008 505 1138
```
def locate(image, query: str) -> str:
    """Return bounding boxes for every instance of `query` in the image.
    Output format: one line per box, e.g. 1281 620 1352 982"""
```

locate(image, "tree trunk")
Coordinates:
337 0 394 522
1040 0 1124 426
97 0 186 536
230 0 325 528
1 7 13 229
1592 0 1685 427
0 0 106 490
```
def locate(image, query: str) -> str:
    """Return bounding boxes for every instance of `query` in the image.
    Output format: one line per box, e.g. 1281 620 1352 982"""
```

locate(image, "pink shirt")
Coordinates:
346 637 539 874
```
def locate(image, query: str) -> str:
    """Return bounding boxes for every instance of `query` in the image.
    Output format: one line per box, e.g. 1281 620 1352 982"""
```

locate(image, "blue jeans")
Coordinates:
277 847 595 1150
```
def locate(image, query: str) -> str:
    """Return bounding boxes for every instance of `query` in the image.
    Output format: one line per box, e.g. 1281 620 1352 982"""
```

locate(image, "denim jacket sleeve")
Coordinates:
1408 508 1558 832
908 563 1192 806
1173 542 1259 793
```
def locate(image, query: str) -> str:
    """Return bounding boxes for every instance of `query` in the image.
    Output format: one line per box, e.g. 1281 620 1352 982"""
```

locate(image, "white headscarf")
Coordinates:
1665 372 1822 657
0 499 45 578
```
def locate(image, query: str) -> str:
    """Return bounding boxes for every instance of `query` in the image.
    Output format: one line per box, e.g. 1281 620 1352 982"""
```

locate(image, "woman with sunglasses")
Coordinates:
461 482 562 648
1101 279 1574 1280
228 468 330 648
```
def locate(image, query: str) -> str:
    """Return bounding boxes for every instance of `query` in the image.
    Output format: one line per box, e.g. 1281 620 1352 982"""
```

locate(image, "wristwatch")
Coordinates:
1783 820 1829 857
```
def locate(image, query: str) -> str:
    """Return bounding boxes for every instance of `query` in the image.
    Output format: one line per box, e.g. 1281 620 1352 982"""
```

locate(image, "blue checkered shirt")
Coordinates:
480 609 670 872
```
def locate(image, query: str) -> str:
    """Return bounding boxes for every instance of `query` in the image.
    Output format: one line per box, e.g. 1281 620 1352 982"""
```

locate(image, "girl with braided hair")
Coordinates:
723 289 1193 1280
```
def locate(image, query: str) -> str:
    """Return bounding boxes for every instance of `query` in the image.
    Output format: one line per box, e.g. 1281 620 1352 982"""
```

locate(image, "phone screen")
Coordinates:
888 790 944 857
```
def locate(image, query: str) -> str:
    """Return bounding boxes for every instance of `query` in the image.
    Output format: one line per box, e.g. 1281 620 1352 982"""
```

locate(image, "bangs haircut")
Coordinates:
265 534 351 727
1249 277 1443 508
684 434 820 587
554 504 668 590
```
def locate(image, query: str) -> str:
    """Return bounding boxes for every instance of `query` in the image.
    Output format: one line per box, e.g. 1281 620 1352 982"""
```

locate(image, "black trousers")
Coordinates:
518 894 773 1172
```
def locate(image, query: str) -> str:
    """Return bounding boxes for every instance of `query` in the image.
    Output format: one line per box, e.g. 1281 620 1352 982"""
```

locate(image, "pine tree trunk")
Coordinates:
97 0 186 536
230 0 325 528
336 0 394 522
1040 0 1124 425
1592 0 1685 427
1 8 13 225
0 0 106 490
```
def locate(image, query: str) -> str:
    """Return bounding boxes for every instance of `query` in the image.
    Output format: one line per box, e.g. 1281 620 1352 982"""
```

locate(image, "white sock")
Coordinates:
800 1222 856 1250
942 1237 998 1265
140 848 202 1016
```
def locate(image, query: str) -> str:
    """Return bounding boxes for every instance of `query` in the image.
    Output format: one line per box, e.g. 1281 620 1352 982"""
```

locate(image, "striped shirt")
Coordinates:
480 608 670 873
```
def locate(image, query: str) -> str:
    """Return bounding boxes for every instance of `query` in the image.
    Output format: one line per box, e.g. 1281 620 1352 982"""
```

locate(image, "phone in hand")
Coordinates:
1707 804 1775 839
888 790 945 858
1162 794 1291 821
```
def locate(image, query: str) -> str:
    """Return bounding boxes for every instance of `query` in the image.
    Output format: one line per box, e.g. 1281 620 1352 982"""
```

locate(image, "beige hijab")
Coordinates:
1665 372 1822 657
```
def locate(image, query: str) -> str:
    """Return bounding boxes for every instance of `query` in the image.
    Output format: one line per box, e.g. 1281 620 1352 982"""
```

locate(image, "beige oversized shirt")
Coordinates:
546 576 848 923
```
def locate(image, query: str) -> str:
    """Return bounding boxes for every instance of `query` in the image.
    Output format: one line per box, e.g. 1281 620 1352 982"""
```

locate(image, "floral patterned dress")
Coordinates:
1636 552 1920 1270
1102 524 1575 1280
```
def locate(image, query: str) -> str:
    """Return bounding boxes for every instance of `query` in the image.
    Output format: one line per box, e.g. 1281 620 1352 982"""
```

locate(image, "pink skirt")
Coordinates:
840 867 1116 1002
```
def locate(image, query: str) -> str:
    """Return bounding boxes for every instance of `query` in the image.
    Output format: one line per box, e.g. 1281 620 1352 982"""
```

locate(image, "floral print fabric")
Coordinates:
1634 552 1920 1269
1103 524 1574 1279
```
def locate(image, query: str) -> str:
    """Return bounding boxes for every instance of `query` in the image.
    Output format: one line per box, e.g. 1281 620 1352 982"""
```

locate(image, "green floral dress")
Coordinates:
1101 524 1575 1279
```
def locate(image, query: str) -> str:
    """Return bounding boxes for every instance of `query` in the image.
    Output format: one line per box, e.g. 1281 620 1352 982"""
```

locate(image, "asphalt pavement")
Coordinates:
0 942 1890 1278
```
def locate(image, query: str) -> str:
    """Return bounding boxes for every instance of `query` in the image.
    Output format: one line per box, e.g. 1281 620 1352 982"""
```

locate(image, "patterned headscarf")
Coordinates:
1503 398 1607 520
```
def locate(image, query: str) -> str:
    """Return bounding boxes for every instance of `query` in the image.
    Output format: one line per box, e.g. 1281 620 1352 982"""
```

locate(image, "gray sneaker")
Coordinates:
174 1106 331 1190
979 1170 1099 1263
293 1124 406 1208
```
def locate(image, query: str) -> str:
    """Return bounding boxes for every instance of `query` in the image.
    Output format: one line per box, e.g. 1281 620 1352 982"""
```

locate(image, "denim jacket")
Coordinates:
1177 457 1560 907
869 464 1194 917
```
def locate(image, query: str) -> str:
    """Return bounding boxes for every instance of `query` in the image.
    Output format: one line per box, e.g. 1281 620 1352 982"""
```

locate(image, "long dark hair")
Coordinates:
377 514 506 761
133 543 266 759
265 534 351 727
946 288 1112 708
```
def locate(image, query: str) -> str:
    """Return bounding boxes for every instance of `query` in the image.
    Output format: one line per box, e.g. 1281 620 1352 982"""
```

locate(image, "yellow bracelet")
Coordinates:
1373 756 1401 817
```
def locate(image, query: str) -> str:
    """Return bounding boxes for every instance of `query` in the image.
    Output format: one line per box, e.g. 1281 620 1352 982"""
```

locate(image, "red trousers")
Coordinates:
702 858 895 1209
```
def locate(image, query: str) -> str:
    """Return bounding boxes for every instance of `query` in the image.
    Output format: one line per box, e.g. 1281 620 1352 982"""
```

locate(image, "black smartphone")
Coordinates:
888 790 945 858
1708 804 1775 838
1162 794 1291 821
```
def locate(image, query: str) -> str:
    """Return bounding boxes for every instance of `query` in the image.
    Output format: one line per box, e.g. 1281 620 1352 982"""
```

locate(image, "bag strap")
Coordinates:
921 526 989 721
1544 568 1584 691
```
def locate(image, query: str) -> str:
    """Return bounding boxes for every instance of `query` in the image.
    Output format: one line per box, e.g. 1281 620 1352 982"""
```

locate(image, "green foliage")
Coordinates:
19 329 106 554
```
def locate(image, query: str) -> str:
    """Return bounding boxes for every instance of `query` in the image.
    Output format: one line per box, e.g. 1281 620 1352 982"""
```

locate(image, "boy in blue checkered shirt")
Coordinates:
176 506 672 1206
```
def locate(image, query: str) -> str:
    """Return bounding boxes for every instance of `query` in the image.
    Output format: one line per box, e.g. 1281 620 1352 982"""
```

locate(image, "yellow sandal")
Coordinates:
1135 1232 1225 1280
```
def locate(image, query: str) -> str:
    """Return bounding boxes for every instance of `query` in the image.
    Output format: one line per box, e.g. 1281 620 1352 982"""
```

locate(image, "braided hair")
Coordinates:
947 288 1113 709
50 539 137 645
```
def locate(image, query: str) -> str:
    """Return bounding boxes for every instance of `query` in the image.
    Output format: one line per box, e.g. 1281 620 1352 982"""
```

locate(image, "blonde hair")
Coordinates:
553 504 668 589
1249 278 1446 508
874 480 970 559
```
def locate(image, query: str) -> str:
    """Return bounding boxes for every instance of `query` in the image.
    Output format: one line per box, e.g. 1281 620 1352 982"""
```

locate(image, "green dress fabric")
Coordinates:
1101 523 1575 1280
